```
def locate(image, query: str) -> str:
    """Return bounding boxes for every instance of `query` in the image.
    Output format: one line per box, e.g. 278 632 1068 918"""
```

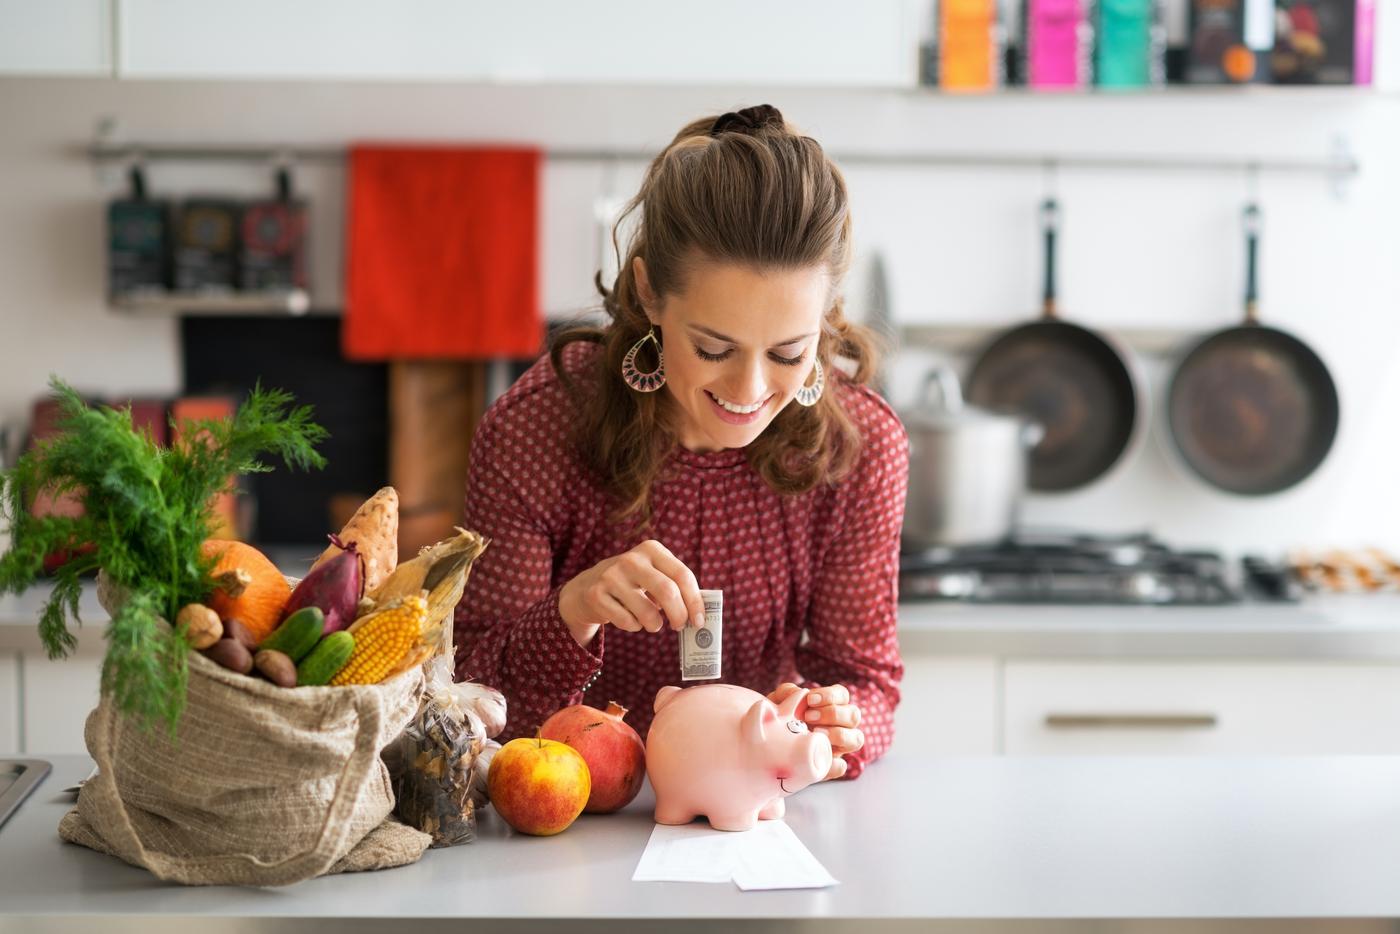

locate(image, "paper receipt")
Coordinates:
680 589 722 681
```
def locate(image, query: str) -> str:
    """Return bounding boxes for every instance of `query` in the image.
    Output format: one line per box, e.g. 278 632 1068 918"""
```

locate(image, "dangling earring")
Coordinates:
622 326 665 392
794 358 825 407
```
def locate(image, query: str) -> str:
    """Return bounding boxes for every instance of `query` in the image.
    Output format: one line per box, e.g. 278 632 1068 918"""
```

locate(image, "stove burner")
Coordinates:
899 530 1241 605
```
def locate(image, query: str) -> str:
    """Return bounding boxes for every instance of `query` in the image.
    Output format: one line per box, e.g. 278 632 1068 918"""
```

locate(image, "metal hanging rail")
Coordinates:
84 140 1360 181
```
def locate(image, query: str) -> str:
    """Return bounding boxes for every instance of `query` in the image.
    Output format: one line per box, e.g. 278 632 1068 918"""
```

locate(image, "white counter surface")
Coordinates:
3 753 1400 932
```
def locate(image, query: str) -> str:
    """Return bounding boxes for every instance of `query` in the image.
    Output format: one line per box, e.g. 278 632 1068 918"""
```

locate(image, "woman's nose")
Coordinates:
729 358 766 405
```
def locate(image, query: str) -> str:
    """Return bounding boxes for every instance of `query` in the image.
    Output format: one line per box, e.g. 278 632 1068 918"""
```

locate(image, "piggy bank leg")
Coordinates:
758 796 785 821
708 811 761 832
654 802 700 826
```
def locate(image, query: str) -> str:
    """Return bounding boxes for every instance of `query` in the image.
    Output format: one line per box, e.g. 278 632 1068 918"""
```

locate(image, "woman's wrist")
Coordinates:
559 578 601 648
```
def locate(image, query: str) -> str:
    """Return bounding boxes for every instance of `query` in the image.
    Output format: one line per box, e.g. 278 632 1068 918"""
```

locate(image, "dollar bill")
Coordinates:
680 589 722 681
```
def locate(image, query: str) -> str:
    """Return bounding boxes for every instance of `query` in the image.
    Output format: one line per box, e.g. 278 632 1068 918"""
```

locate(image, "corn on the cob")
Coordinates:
331 595 428 685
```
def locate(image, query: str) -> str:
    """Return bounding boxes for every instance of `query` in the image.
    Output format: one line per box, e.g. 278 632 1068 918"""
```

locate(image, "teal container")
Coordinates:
1095 0 1165 88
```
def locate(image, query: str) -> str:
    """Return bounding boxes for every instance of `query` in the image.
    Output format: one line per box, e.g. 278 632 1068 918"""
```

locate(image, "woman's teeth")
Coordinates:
706 391 766 415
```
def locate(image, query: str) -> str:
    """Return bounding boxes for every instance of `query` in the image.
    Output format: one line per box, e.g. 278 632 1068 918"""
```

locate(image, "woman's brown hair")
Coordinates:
549 104 883 525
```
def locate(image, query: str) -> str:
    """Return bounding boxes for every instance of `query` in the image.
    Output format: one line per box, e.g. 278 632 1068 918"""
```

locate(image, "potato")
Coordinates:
202 638 254 675
253 649 297 688
221 618 259 652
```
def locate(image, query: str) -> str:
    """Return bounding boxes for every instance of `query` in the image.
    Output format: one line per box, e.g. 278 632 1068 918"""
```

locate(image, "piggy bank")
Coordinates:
645 683 833 832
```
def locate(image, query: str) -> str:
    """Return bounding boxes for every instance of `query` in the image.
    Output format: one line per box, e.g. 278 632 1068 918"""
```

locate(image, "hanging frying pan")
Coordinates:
1166 203 1339 495
966 198 1142 492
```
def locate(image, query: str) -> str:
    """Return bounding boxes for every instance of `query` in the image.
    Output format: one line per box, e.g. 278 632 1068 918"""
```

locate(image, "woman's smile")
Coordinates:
704 389 773 424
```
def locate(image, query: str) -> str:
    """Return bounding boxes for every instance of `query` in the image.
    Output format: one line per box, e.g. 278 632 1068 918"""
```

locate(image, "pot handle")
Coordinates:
1022 421 1047 450
920 366 964 413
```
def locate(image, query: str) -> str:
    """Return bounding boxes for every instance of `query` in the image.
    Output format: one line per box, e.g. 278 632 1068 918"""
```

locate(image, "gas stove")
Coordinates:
898 530 1249 605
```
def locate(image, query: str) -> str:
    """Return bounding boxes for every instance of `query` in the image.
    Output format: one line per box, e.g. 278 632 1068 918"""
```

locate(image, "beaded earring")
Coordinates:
794 358 825 407
622 327 665 392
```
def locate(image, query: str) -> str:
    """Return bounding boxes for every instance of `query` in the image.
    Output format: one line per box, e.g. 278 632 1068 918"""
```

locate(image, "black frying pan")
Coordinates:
1166 203 1339 495
966 199 1141 492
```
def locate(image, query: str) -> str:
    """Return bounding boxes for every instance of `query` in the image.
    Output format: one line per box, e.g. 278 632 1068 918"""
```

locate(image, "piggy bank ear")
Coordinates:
654 685 683 713
776 687 810 721
743 698 779 745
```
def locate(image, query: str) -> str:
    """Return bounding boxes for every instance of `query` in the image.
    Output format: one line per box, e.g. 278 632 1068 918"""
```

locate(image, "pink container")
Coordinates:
645 684 833 832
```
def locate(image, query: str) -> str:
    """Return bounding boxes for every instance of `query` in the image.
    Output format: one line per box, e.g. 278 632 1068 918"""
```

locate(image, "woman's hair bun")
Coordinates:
709 104 785 137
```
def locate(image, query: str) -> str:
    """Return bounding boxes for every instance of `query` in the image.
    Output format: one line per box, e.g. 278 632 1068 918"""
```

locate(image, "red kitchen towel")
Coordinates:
344 145 542 360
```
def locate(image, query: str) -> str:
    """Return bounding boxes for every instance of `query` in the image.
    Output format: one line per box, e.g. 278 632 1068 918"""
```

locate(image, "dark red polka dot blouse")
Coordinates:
454 341 909 779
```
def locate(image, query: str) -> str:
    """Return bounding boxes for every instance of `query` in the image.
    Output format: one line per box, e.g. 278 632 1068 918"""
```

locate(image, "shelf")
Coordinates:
109 289 313 316
899 323 1194 359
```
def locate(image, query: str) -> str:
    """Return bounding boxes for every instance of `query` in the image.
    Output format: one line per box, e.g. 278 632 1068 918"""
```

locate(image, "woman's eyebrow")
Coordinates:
688 325 818 347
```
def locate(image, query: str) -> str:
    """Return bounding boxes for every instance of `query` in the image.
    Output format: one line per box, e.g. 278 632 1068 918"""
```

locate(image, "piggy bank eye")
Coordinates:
786 719 808 734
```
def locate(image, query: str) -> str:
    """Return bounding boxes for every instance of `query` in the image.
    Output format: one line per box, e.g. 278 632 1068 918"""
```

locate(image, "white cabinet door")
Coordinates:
0 653 18 755
896 655 998 755
1004 659 1400 756
0 0 112 76
118 0 913 86
21 654 101 757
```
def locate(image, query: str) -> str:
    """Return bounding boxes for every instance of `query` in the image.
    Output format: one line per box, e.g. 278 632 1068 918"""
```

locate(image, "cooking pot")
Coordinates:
900 366 1044 551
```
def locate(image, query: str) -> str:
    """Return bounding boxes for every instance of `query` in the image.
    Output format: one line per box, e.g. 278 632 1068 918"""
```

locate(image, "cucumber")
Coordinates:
297 631 355 686
259 607 325 662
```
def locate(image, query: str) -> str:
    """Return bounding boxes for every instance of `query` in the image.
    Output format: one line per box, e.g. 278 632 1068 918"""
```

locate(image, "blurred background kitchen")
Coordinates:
2 0 1399 759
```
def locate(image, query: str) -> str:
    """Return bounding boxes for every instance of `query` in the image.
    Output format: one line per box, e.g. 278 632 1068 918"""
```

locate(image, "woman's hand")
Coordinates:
768 682 864 780
559 539 707 648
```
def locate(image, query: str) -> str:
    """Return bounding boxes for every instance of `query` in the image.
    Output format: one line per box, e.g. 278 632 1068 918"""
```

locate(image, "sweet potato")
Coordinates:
312 486 398 594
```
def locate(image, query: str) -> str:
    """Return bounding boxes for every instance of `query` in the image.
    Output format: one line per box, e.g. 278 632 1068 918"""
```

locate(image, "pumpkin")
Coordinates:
201 539 292 642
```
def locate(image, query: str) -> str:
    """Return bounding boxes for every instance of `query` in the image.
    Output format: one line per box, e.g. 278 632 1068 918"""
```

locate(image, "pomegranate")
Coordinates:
540 701 646 813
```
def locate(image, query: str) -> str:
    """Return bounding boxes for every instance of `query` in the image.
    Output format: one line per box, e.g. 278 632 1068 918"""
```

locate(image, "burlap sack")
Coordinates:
56 571 432 886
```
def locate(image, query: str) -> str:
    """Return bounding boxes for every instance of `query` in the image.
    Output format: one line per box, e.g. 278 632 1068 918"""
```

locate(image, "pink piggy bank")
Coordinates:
645 683 833 832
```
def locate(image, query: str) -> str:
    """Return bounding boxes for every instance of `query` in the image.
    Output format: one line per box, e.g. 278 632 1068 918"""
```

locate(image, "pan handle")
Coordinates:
1243 202 1261 324
1040 198 1059 319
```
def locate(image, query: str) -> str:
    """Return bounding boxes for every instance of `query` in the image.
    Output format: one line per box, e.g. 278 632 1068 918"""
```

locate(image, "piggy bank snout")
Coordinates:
803 730 833 784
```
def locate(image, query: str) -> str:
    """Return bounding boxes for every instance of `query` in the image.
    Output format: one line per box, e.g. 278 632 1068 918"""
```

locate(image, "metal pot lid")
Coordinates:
900 366 1029 432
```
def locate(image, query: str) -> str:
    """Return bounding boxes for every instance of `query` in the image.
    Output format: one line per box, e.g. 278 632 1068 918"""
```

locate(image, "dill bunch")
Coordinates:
0 377 328 735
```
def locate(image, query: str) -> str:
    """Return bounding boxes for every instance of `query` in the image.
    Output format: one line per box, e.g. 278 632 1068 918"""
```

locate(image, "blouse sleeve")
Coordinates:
796 397 909 779
453 405 606 742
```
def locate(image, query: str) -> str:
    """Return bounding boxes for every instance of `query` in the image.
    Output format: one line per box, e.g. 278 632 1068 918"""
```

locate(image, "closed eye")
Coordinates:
692 345 805 367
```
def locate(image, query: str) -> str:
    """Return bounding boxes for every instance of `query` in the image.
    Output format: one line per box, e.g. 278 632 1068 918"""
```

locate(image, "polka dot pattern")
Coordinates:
454 342 909 779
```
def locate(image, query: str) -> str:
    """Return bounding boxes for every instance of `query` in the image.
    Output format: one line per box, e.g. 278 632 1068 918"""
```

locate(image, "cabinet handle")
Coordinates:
1044 713 1218 729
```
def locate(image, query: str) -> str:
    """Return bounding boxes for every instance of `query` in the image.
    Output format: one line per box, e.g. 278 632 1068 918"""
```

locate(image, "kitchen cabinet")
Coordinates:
0 653 18 755
1003 658 1400 755
895 655 998 755
0 0 113 76
21 653 101 757
116 0 914 86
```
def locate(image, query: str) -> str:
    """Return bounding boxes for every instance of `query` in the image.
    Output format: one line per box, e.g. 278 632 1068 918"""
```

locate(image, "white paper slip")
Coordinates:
632 820 839 890
732 821 840 891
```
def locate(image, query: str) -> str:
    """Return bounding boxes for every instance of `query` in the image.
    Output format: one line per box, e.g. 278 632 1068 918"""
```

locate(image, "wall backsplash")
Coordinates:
1 78 1396 554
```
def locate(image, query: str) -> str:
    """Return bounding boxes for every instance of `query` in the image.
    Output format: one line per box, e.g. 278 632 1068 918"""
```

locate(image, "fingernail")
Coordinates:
805 710 820 722
808 693 821 704
692 615 704 628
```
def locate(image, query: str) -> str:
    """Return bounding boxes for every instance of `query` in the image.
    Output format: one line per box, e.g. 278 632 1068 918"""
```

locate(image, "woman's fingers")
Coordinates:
641 540 707 628
824 756 849 781
806 683 850 708
804 702 861 729
596 591 642 632
821 726 864 755
630 561 693 631
614 586 665 632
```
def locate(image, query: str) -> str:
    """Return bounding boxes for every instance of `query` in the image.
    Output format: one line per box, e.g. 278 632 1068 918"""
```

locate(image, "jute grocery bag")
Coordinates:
57 571 432 886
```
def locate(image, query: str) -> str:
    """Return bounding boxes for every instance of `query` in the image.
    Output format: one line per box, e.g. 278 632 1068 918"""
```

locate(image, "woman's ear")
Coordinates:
633 256 660 326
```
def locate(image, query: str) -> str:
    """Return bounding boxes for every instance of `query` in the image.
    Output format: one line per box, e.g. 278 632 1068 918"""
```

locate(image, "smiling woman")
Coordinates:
454 105 909 782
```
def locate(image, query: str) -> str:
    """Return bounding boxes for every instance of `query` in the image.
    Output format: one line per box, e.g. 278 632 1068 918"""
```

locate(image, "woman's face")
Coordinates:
634 256 828 454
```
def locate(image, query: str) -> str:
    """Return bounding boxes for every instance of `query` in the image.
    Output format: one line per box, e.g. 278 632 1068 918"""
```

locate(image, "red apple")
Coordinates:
486 736 591 836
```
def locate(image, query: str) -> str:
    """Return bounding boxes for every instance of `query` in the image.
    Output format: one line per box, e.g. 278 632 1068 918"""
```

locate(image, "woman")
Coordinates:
454 104 908 780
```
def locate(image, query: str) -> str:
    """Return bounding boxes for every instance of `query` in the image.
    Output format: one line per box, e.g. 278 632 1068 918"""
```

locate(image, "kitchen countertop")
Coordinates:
6 576 1400 660
4 753 1400 931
